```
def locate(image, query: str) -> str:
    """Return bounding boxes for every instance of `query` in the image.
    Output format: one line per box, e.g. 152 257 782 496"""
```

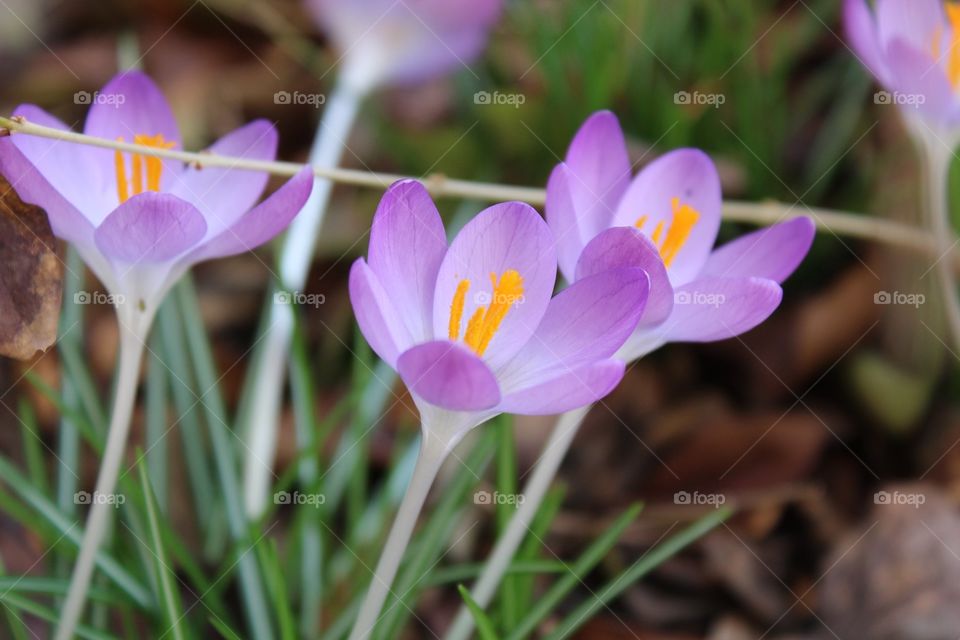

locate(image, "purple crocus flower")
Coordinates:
845 0 960 132
349 179 650 435
307 0 501 91
0 71 314 324
547 112 814 361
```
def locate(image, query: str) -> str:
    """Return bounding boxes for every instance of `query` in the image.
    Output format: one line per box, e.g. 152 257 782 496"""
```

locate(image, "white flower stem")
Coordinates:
919 132 960 354
242 81 365 519
445 405 590 640
348 428 455 640
55 315 149 640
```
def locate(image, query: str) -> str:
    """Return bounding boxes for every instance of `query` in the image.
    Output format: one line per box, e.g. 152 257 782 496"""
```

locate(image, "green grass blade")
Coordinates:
494 416 519 627
174 278 275 640
18 398 48 496
506 502 644 640
0 456 153 608
136 451 187 640
544 507 732 640
0 593 118 640
209 616 245 640
145 333 169 513
457 584 499 640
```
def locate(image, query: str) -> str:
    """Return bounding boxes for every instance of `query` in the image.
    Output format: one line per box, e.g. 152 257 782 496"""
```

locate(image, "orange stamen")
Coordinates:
448 279 470 341
450 269 524 357
114 133 176 203
632 196 701 267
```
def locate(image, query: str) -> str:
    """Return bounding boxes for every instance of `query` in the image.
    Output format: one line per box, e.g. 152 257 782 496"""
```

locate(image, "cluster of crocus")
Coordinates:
0 70 313 640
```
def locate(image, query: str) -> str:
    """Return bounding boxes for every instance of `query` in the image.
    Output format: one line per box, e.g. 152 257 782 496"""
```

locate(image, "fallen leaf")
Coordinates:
0 174 63 359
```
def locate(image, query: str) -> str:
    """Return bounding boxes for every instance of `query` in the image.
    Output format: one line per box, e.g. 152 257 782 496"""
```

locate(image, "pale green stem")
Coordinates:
445 406 589 640
348 427 459 640
242 81 365 519
55 312 150 640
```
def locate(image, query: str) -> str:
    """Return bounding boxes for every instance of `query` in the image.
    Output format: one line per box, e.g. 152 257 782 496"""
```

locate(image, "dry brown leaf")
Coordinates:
0 174 63 359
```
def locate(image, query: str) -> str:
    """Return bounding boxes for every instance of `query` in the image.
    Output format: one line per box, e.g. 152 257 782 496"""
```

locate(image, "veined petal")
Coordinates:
83 71 183 195
169 120 278 239
4 105 108 220
499 359 624 415
187 168 313 262
701 217 814 283
397 340 501 412
564 111 631 234
498 268 648 395
432 201 557 369
661 277 783 343
546 163 588 282
94 193 206 264
0 132 96 251
368 180 448 343
611 148 722 286
575 226 673 327
844 0 891 86
349 258 414 368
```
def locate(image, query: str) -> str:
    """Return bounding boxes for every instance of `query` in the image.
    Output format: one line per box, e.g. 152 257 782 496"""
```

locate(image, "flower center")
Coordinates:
114 134 176 203
932 3 960 89
634 196 700 267
448 270 524 356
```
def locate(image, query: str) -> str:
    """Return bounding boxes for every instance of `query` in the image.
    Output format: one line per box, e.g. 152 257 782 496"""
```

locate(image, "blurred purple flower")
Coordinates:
845 0 960 130
349 180 649 431
0 71 313 319
547 111 814 360
307 0 501 90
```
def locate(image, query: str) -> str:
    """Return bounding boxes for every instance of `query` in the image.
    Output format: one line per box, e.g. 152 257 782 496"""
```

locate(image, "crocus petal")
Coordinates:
564 111 632 234
884 38 959 125
546 163 588 282
0 122 96 250
499 359 624 416
574 227 673 327
83 71 183 195
498 268 648 395
397 340 501 412
349 258 414 367
701 217 814 284
3 105 108 221
94 193 207 264
661 277 783 343
844 0 891 86
611 148 722 286
875 0 942 54
432 202 557 369
187 168 313 262
368 180 448 343
170 120 278 239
